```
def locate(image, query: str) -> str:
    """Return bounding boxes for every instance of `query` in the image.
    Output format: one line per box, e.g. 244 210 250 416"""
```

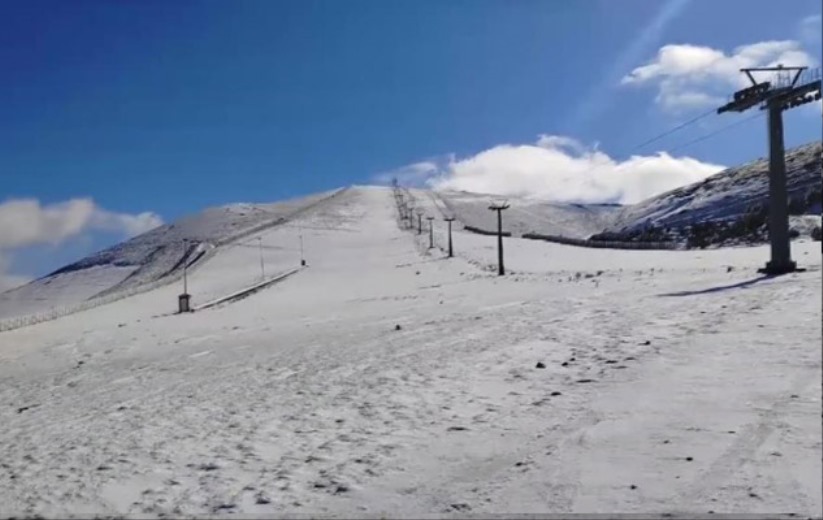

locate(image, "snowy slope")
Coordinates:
0 187 819 518
404 188 620 238
0 189 342 322
11 136 816 326
603 141 822 237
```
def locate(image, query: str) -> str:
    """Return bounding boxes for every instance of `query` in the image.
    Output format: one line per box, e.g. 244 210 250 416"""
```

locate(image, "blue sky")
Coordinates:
0 0 821 285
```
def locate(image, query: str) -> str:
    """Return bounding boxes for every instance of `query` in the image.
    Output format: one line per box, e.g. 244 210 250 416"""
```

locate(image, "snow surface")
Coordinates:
0 187 820 518
0 265 138 321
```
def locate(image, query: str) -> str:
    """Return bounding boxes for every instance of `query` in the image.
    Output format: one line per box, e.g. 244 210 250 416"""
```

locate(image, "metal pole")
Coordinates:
716 65 818 274
496 209 504 276
299 224 306 266
182 239 189 294
258 237 265 279
488 202 509 276
445 217 454 257
427 217 434 249
763 101 795 274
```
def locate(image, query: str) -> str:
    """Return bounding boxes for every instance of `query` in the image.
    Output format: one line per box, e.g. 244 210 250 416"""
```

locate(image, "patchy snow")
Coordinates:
0 187 820 518
790 214 822 237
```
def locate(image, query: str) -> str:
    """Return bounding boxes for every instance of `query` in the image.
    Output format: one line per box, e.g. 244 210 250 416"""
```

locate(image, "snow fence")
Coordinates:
522 232 680 250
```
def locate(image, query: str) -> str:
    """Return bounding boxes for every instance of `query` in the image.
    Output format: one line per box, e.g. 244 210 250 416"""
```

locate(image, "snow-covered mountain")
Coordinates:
600 141 822 240
4 140 821 323
0 189 343 321
425 189 620 238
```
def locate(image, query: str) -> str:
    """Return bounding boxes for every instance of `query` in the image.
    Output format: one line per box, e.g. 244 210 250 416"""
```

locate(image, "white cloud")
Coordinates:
0 198 163 250
374 160 443 187
90 208 165 238
622 40 818 111
0 198 163 292
380 134 725 205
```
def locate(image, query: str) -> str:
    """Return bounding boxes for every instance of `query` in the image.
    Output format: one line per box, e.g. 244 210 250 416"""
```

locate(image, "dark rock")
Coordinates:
630 484 637 490
550 391 562 396
334 484 350 494
726 266 734 273
535 362 546 369
447 426 468 432
641 340 651 345
576 379 595 383
685 456 693 462
395 324 402 331
255 494 271 505
198 462 219 471
561 362 569 367
96 464 112 471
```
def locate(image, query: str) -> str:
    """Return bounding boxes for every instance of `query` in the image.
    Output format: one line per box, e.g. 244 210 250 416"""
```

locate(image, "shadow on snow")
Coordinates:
657 275 777 297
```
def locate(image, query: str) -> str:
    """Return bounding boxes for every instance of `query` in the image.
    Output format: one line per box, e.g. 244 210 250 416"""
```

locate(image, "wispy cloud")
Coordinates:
622 37 819 112
564 0 693 129
377 134 725 205
800 14 822 44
